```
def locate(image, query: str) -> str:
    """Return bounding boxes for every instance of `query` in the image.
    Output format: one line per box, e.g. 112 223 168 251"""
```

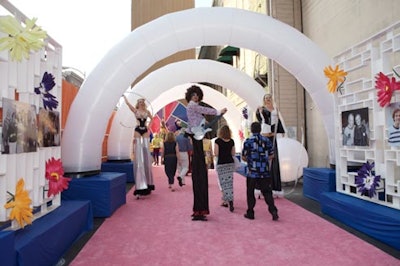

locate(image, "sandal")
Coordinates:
221 202 228 207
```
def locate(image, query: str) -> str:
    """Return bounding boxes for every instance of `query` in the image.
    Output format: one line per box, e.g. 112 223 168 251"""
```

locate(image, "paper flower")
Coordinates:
355 161 381 198
34 72 58 110
374 72 400 107
239 129 244 141
0 16 47 61
324 65 347 93
4 178 33 228
45 157 71 197
242 107 248 120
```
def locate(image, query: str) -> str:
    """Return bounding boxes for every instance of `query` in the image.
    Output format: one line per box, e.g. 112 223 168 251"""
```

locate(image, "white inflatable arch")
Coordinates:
62 7 333 173
108 59 265 159
109 83 244 159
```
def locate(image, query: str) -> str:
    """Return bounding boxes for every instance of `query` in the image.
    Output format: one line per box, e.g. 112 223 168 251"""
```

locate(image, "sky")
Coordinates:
1 0 213 76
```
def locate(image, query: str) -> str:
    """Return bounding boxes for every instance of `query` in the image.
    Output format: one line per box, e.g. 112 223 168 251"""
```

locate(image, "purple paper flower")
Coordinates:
355 161 381 198
242 107 248 120
34 72 58 110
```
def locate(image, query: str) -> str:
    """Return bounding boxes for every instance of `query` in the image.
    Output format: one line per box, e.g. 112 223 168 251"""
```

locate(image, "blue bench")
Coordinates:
303 167 336 201
320 192 400 250
101 161 135 183
0 200 92 266
62 172 127 217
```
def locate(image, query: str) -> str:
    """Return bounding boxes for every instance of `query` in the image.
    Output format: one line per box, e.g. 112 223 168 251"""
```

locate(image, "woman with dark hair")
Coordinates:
185 85 227 221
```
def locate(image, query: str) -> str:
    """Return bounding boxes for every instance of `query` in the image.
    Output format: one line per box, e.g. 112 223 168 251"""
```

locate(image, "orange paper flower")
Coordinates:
45 157 71 197
324 65 347 93
4 179 33 228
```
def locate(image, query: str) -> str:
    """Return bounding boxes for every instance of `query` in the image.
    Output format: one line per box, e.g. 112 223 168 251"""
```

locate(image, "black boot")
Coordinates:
229 201 234 212
177 176 183 187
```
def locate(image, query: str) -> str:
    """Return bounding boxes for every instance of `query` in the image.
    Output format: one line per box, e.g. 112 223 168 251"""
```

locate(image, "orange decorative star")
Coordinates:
4 179 33 228
324 65 347 93
45 157 71 197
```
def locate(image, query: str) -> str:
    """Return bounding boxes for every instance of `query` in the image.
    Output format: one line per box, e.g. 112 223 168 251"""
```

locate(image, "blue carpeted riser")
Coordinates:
0 230 16 265
62 172 127 217
101 161 135 183
320 192 400 250
0 200 92 266
303 168 336 201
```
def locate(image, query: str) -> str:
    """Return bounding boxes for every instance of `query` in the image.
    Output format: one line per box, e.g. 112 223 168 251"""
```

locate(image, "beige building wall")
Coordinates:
221 1 269 111
302 0 400 167
268 0 304 142
131 0 196 85
223 1 306 146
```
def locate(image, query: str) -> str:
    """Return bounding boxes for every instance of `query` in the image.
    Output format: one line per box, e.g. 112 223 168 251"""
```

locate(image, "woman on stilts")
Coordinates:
123 95 155 198
256 93 285 197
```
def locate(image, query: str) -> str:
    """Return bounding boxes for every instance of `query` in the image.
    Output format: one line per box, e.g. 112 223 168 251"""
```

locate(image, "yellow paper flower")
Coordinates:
4 178 33 228
0 16 47 61
324 65 347 93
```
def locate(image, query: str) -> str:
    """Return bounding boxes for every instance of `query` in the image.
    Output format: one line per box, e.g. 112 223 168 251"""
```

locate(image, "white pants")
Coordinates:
177 151 189 184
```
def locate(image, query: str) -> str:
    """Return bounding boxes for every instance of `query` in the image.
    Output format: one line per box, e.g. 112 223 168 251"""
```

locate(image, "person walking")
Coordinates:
242 121 279 221
151 133 163 165
163 131 179 192
214 125 236 212
175 128 192 186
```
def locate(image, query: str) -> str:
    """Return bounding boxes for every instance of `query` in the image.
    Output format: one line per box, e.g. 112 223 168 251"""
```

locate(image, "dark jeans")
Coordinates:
153 148 160 164
246 177 277 216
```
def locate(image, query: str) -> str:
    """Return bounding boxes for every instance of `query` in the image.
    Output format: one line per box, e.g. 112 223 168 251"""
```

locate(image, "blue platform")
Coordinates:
101 161 134 183
62 172 127 217
320 192 400 250
303 167 336 201
0 200 92 266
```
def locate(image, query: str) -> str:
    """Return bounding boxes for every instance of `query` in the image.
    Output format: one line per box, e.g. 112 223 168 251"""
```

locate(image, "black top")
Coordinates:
215 138 235 165
163 141 177 156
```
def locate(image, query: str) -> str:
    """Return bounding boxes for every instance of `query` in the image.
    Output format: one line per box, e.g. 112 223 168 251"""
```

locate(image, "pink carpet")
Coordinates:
71 166 398 266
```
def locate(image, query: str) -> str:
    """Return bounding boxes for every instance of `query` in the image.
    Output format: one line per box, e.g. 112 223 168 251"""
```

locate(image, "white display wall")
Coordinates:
0 10 62 227
335 21 400 210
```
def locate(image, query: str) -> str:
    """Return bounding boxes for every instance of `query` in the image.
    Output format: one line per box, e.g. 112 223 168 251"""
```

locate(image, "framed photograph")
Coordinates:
341 107 369 147
1 98 37 154
37 108 61 147
386 102 400 147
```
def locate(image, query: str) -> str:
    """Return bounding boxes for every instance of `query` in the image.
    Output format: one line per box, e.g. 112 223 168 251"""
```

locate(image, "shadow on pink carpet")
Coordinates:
71 166 398 266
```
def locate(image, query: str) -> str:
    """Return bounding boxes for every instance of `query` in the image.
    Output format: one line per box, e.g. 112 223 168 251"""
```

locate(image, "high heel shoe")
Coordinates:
229 201 234 212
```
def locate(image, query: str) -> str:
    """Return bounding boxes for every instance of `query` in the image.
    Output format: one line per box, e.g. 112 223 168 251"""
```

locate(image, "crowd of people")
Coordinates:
123 87 281 222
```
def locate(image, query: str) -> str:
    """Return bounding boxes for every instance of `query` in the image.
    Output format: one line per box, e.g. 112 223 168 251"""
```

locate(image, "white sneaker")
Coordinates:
273 190 284 198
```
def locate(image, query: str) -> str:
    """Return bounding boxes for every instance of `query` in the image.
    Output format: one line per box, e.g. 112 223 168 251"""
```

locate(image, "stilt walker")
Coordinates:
123 95 154 198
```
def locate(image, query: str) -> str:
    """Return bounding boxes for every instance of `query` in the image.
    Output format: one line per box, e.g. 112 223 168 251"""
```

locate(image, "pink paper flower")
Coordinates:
45 157 71 197
375 72 400 107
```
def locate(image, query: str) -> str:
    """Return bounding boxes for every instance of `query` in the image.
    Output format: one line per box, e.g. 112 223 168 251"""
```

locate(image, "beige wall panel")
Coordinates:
132 0 194 28
302 0 400 58
131 0 196 85
269 0 305 143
